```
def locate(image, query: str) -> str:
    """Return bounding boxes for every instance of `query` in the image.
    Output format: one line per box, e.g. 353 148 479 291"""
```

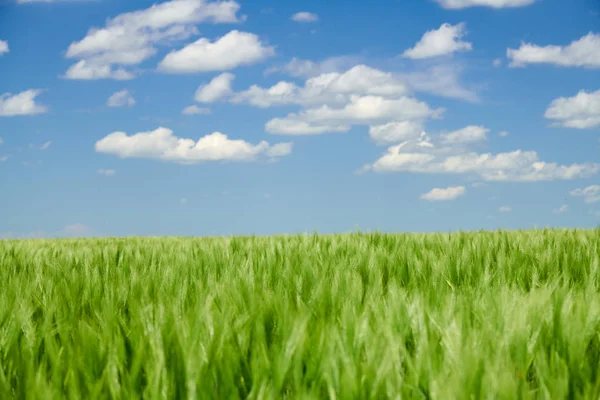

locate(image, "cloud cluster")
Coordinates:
95 127 293 164
0 89 48 116
233 64 410 108
544 89 600 129
507 33 600 69
25 0 595 197
402 23 472 59
268 56 477 102
362 125 599 182
266 95 439 135
64 0 242 80
229 64 447 135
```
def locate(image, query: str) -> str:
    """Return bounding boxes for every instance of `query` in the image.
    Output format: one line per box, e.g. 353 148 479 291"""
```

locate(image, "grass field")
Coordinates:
1 229 600 399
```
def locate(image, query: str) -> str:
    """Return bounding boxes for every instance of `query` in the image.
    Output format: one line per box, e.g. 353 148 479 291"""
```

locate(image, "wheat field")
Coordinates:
1 229 599 399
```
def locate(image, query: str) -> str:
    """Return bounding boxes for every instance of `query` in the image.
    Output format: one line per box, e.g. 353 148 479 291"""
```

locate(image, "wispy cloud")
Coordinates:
97 169 116 176
420 186 466 201
291 12 318 22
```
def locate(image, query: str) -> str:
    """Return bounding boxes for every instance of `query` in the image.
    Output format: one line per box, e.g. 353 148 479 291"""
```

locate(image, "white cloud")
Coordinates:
0 89 48 117
544 89 600 129
493 58 502 67
498 206 512 212
107 89 136 107
471 182 486 188
291 12 318 22
265 120 350 135
441 125 488 145
507 33 600 69
399 63 479 102
553 205 568 214
266 95 439 135
64 60 135 80
369 121 423 145
158 30 274 73
180 197 188 205
265 142 293 157
64 0 241 80
0 155 10 162
253 61 475 109
0 138 3 146
402 23 472 59
97 169 116 176
420 186 466 201
182 105 211 115
232 64 409 108
232 81 302 108
435 0 534 8
498 131 509 137
195 72 235 102
570 185 600 204
95 126 293 164
294 95 434 123
39 141 51 150
265 56 362 78
362 126 600 182
0 40 8 55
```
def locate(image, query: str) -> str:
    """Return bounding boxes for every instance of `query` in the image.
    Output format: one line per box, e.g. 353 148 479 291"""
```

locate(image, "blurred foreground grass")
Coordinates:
1 229 600 399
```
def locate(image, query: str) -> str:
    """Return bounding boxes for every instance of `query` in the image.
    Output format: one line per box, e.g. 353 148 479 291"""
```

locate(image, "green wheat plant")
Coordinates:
0 228 599 399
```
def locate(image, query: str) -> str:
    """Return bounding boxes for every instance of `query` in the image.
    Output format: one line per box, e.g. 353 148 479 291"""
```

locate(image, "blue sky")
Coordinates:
0 0 599 238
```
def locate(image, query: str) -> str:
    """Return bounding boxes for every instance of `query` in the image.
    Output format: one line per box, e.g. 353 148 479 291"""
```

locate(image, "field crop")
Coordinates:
1 229 600 399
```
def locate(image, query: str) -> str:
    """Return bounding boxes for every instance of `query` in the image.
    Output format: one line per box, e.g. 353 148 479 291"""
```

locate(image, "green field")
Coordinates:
1 229 600 399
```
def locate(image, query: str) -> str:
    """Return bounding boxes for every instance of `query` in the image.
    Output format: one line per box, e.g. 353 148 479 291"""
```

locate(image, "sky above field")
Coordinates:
0 0 599 238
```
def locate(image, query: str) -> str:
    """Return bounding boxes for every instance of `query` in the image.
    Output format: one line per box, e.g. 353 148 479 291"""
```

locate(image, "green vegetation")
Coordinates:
1 229 600 399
